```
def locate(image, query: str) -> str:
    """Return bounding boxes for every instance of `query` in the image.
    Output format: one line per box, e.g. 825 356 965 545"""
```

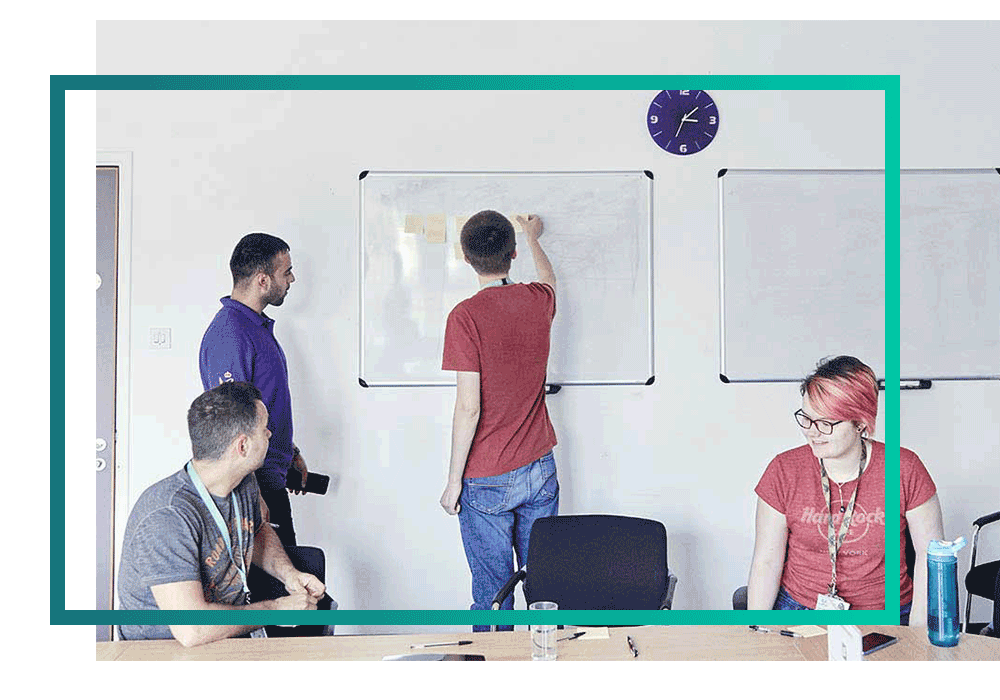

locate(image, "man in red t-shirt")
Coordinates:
440 210 559 631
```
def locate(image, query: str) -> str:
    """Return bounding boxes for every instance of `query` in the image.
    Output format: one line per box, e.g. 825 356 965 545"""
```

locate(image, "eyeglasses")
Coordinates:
793 409 845 435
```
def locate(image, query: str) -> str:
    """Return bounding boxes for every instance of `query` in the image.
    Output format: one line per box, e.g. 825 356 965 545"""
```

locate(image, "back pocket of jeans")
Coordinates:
464 481 510 515
537 457 558 502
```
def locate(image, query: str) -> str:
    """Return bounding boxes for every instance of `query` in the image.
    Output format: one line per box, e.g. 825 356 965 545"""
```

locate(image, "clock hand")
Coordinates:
676 106 702 137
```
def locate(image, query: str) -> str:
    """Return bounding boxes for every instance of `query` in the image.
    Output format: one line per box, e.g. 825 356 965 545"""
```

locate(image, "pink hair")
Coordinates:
801 356 878 436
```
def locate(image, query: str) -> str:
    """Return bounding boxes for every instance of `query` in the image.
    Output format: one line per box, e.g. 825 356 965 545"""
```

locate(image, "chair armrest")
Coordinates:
661 572 678 610
490 568 526 610
973 511 1000 529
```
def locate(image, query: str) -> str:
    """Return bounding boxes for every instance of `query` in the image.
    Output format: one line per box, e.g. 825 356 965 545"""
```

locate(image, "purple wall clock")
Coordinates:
647 90 720 155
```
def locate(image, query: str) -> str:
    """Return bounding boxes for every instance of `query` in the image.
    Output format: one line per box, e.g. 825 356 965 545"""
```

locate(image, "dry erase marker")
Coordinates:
558 632 586 642
627 635 639 657
749 625 772 633
780 630 802 638
409 640 473 649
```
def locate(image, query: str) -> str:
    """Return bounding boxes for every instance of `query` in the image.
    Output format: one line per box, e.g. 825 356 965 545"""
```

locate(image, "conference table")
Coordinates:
97 625 1000 661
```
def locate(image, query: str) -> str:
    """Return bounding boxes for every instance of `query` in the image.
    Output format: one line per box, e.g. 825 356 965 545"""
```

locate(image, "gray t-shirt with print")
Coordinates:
117 464 262 640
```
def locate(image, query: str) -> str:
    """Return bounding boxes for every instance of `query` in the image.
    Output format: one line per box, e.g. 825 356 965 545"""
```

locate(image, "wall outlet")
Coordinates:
149 327 172 349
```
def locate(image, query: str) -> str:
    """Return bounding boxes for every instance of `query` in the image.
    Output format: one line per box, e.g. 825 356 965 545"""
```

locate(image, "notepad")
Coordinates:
574 627 610 640
786 625 826 638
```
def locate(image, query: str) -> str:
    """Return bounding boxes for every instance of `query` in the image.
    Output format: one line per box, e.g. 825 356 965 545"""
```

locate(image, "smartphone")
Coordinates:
285 469 330 495
861 632 898 655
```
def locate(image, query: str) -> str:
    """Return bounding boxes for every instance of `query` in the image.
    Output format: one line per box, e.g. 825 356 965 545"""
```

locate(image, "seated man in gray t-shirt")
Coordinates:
117 382 325 646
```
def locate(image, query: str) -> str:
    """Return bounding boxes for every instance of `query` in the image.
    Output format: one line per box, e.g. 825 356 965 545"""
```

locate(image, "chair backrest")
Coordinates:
249 545 328 604
248 545 331 637
732 585 748 610
523 515 669 610
904 527 916 581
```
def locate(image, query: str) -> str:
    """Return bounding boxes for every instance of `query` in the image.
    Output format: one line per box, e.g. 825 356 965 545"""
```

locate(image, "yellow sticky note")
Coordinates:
454 242 465 262
404 214 423 234
425 214 446 243
786 625 826 638
454 215 470 237
508 213 526 233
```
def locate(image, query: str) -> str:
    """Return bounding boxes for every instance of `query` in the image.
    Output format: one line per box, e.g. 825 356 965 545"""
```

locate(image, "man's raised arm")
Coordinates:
516 215 555 291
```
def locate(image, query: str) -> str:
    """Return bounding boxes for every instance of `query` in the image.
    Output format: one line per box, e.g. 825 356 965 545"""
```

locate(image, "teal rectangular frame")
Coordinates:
52 74 900 628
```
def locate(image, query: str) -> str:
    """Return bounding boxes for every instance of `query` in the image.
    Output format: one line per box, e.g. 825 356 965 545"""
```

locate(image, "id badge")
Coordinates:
816 593 851 610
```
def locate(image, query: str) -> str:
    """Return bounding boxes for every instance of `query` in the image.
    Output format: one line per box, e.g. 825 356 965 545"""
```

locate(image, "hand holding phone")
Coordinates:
285 468 330 495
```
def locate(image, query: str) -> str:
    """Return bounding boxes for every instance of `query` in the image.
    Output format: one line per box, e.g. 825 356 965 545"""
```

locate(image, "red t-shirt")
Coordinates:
755 441 936 609
442 281 558 479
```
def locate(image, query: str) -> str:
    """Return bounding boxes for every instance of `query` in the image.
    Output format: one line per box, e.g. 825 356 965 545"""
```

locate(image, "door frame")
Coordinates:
96 150 132 638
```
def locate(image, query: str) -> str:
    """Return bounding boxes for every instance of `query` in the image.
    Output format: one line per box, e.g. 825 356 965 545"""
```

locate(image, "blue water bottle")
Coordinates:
927 537 967 647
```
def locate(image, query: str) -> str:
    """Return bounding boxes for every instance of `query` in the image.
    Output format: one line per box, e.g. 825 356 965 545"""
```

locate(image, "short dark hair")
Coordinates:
460 210 516 275
230 233 290 286
187 382 263 461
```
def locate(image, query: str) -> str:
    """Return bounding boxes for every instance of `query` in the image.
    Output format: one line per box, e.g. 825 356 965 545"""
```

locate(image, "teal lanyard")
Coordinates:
186 461 250 595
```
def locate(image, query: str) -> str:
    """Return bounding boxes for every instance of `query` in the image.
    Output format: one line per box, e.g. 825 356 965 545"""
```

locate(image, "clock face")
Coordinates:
647 90 720 155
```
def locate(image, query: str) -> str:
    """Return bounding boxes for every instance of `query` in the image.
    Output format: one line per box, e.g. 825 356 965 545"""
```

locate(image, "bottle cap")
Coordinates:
927 536 967 557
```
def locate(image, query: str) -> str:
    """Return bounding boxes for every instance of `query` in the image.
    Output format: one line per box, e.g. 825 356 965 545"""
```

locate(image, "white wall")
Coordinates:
97 21 1000 633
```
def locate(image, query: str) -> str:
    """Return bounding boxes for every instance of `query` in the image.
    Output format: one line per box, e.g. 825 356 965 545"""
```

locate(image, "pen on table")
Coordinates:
749 626 801 638
558 631 586 642
409 640 473 649
626 635 639 658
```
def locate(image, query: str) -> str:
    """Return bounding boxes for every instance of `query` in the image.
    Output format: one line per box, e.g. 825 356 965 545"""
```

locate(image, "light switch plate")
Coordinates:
150 327 172 349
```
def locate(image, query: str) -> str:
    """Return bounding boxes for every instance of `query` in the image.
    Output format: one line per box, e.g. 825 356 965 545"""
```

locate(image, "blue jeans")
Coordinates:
458 451 559 632
773 586 913 625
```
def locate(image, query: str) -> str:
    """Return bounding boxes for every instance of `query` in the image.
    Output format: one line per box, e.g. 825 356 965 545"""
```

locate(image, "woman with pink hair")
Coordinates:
747 356 944 624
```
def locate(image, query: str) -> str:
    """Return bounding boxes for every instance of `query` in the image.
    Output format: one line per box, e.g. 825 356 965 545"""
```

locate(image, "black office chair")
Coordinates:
905 527 916 582
489 514 678 630
248 544 334 637
964 510 1000 634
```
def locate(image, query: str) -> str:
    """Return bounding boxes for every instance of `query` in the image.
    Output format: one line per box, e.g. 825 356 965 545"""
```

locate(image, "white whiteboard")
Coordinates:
719 168 1000 382
359 171 654 386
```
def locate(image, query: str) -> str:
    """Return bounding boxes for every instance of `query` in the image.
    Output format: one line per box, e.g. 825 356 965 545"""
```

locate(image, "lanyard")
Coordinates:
482 277 512 288
818 440 866 597
186 461 250 595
